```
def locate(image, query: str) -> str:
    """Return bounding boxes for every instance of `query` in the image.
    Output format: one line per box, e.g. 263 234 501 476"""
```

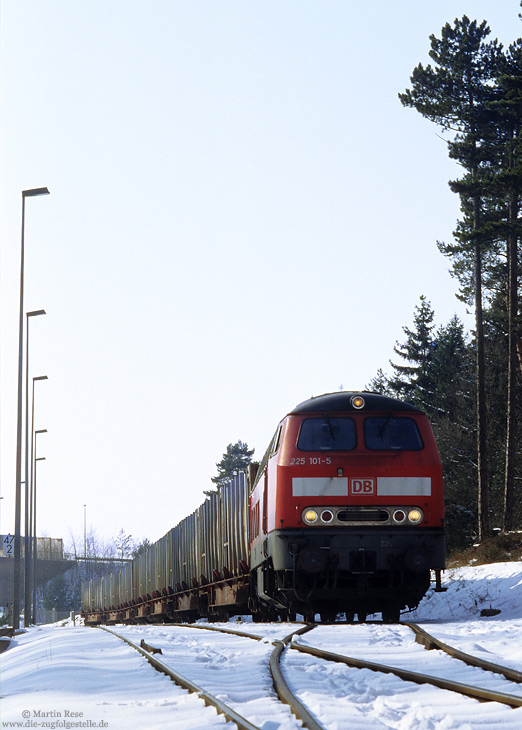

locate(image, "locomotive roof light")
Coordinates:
351 395 365 409
408 509 423 524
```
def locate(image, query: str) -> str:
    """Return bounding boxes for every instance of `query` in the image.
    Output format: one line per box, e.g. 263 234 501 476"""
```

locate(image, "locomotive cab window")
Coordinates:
364 417 423 451
297 417 356 451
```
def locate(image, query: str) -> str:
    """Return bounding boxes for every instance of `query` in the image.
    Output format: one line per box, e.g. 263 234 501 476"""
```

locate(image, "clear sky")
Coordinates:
1 1 520 551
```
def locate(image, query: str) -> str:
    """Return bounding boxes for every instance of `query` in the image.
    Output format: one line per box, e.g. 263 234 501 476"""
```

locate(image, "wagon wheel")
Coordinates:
320 611 337 624
382 607 401 623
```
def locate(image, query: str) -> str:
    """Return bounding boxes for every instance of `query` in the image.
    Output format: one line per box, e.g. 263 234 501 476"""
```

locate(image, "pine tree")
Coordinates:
488 40 522 530
115 529 133 562
366 368 394 396
430 316 472 422
209 440 255 492
389 296 436 405
132 539 152 558
399 16 504 541
370 303 479 550
403 27 522 534
42 574 75 612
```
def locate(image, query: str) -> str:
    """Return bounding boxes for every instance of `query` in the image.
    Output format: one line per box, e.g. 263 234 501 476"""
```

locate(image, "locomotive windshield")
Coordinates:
364 417 423 451
297 417 356 451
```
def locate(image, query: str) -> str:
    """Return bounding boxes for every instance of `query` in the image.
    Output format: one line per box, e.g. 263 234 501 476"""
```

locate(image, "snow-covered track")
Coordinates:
97 626 260 730
291 632 522 709
269 625 326 730
166 622 327 730
406 622 522 682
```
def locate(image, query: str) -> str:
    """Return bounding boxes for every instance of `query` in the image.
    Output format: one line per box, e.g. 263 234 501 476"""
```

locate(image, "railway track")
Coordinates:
98 626 260 730
99 620 522 729
98 623 327 730
406 622 522 683
291 621 522 710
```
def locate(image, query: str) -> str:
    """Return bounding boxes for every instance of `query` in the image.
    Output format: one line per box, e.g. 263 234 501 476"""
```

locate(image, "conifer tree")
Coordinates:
430 315 472 422
115 529 133 562
389 295 435 406
42 575 76 612
132 539 152 558
488 40 522 530
399 16 504 541
209 440 255 492
369 303 477 549
366 368 394 396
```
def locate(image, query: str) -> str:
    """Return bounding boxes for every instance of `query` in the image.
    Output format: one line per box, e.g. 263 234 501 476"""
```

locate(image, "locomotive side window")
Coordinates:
364 417 424 451
270 424 283 455
297 417 356 451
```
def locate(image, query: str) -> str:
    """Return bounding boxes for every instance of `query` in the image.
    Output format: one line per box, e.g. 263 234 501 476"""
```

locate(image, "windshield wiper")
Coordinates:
323 413 335 442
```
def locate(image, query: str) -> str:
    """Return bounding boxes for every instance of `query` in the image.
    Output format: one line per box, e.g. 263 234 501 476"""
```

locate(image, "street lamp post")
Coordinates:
26 377 48 625
24 312 46 627
13 186 50 630
32 430 47 625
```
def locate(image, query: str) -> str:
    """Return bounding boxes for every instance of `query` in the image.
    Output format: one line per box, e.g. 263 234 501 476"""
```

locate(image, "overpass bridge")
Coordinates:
0 536 76 611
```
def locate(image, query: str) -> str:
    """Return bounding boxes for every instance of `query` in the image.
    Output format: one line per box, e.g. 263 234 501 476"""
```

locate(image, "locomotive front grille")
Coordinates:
337 509 389 522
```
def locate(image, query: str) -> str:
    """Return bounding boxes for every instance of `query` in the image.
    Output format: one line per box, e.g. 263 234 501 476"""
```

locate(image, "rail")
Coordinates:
97 626 260 730
110 622 328 730
406 622 522 682
97 619 522 724
165 622 327 730
269 625 325 730
291 627 522 709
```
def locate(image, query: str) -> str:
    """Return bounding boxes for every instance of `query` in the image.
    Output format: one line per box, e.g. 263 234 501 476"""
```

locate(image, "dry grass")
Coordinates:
447 531 522 568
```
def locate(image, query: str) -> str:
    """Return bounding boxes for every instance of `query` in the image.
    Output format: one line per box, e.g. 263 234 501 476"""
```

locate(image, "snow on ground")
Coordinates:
291 623 522 729
1 561 522 729
0 625 234 730
410 560 522 623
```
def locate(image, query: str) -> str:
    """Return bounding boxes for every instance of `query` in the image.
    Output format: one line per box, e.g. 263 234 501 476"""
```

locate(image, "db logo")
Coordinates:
350 478 375 495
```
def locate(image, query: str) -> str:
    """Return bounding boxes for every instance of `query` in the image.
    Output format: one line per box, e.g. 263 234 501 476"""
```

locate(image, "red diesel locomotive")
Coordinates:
249 391 445 622
82 391 445 624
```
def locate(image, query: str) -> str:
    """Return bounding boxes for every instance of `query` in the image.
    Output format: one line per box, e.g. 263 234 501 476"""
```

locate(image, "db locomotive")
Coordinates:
82 391 445 624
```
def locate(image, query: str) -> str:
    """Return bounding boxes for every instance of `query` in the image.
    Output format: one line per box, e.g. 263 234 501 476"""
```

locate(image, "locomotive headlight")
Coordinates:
351 395 365 409
408 509 423 524
304 509 318 524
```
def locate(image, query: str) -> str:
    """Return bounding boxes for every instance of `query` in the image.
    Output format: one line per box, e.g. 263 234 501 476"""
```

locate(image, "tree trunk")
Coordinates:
503 195 519 532
474 189 489 542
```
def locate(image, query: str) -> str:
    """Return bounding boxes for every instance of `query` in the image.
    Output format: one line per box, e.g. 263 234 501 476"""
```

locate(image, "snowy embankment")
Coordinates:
1 561 522 730
410 560 522 623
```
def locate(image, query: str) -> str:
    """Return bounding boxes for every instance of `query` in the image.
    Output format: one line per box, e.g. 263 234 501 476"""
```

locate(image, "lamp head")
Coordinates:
22 187 50 198
27 309 46 318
